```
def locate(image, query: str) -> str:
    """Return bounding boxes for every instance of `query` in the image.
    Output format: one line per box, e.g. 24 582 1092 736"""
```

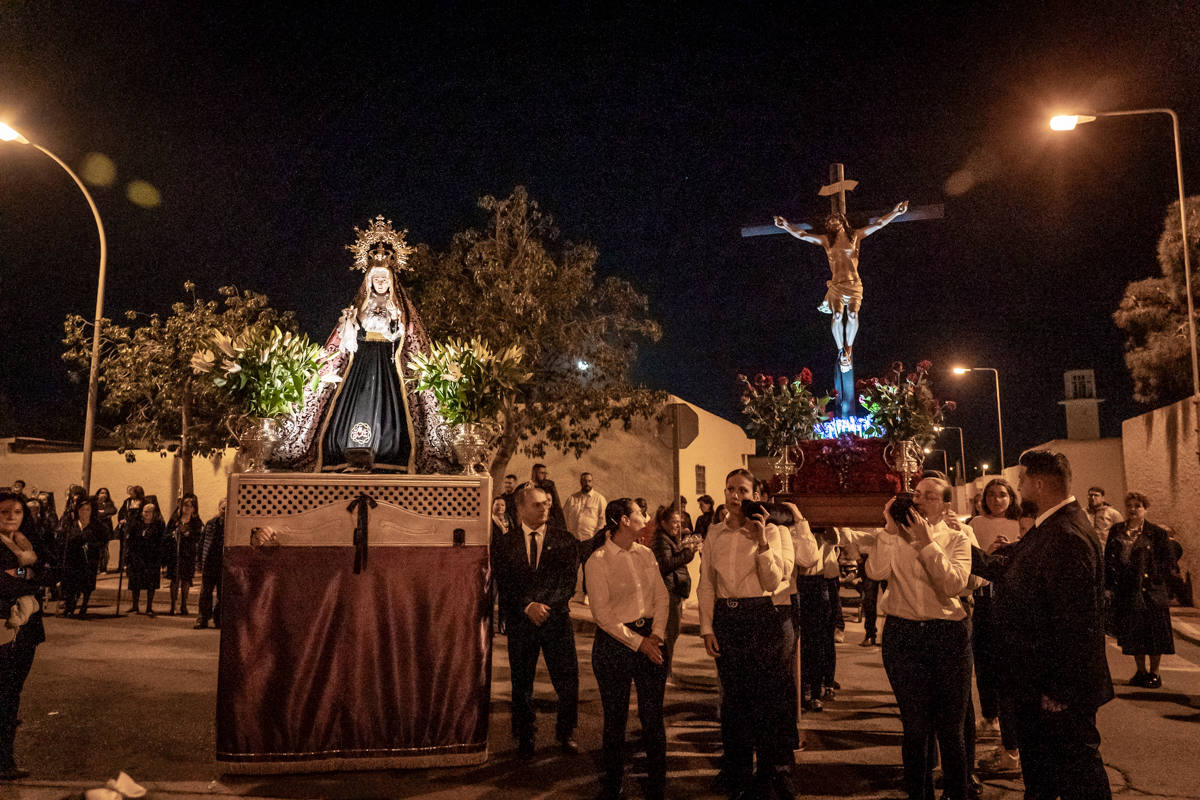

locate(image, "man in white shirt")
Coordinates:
698 469 795 799
586 498 669 800
1086 487 1123 547
563 472 606 542
869 477 972 800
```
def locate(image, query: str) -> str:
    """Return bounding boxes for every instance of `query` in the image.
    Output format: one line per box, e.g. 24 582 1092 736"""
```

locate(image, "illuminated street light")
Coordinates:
0 122 108 491
1050 108 1199 412
981 463 990 475
1048 114 1096 131
952 366 1005 472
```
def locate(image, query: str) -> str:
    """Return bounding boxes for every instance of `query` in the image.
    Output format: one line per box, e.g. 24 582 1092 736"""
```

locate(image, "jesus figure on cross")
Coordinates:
774 200 907 372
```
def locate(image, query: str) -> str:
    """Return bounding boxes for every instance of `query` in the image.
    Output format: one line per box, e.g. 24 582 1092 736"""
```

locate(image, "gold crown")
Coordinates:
346 215 414 273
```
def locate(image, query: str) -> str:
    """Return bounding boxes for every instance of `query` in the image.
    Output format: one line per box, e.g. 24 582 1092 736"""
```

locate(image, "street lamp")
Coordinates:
952 366 1005 472
1050 109 1199 404
935 424 967 485
981 463 990 476
0 122 108 491
923 446 949 476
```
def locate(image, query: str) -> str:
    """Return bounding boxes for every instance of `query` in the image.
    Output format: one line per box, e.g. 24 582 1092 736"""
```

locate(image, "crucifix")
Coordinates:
743 163 943 417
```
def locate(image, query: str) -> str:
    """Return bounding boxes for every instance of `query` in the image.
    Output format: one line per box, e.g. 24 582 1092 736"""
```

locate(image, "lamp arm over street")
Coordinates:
0 127 108 490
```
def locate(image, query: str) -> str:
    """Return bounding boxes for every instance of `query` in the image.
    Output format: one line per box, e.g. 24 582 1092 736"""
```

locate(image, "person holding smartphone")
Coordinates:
868 477 972 800
698 469 793 799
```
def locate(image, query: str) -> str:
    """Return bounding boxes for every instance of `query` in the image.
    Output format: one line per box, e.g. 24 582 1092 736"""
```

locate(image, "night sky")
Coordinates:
2 2 1199 476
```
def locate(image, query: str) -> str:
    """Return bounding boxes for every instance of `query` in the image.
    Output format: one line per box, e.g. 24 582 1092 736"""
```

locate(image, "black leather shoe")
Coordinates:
821 687 836 701
559 736 579 754
802 697 823 712
517 738 535 759
1144 673 1163 689
859 635 876 647
193 620 209 629
1129 671 1149 686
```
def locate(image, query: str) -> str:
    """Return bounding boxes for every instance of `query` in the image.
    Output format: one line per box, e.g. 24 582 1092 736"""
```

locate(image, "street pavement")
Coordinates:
2 576 1199 800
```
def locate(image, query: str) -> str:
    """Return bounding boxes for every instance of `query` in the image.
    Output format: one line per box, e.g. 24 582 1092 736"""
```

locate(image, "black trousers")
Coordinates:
796 575 834 696
507 610 578 742
713 598 794 789
882 616 971 800
1013 693 1110 800
197 572 221 625
0 620 40 771
828 575 845 631
592 623 666 799
861 575 880 638
777 600 800 751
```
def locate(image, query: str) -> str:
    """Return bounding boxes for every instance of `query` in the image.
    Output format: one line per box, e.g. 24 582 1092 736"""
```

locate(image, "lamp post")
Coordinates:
935 424 967 485
1051 109 1199 441
923 446 949 477
952 367 1005 472
0 123 108 491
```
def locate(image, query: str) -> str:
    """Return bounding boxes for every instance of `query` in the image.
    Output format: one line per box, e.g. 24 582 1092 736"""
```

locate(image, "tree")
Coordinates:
1113 197 1200 404
63 284 298 495
409 187 664 479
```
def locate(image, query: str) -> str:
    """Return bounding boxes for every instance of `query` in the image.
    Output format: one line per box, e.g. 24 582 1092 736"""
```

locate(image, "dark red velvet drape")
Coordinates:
216 545 492 768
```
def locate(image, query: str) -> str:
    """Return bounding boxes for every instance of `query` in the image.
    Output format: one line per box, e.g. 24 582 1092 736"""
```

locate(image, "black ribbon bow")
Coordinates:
346 492 378 574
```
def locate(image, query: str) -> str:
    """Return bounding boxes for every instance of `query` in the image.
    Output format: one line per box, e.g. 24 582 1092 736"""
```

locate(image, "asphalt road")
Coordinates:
3 584 1198 800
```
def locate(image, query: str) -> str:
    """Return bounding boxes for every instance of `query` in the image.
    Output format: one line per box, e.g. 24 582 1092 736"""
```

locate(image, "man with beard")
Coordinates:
974 451 1113 800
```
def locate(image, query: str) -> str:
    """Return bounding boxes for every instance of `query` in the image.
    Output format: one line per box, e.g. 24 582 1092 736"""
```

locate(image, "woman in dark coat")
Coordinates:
94 487 117 574
59 497 107 617
126 502 165 616
650 506 697 675
1104 491 1180 689
0 490 45 780
165 494 201 616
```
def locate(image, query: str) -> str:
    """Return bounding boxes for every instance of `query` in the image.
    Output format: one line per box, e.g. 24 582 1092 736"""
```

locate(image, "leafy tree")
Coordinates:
63 284 297 495
409 186 664 479
1113 197 1200 404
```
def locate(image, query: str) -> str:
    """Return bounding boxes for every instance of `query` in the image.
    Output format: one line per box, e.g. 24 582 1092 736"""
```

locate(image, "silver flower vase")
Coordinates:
883 439 924 492
772 446 805 493
450 422 493 474
235 417 280 473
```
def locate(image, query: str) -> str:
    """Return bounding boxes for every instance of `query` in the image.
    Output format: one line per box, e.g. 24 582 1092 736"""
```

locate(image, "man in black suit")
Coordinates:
493 484 580 758
974 450 1114 800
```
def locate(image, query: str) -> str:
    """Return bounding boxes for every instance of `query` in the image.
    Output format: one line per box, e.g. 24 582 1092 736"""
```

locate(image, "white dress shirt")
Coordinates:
1036 495 1077 528
697 519 788 636
564 489 607 541
585 538 669 651
770 519 799 606
865 518 971 621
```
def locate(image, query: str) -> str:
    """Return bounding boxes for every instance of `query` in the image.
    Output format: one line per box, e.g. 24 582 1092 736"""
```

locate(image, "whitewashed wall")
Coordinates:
0 441 235 517
1122 397 1200 592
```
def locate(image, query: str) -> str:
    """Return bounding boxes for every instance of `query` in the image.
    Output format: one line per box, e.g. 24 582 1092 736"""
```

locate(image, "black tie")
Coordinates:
529 531 539 571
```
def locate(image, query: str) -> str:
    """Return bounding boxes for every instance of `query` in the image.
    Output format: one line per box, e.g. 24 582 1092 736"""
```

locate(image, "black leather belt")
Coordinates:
625 617 654 632
716 596 772 609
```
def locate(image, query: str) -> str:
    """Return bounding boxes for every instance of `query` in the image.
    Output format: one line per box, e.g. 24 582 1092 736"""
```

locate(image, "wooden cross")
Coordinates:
741 163 944 238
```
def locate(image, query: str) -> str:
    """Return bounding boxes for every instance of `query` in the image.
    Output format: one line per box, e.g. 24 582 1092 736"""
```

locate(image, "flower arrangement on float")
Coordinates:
407 337 530 472
737 369 832 488
192 327 331 471
856 359 957 490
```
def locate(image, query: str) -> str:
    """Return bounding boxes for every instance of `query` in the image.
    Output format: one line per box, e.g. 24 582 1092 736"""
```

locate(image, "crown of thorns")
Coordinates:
346 215 414 272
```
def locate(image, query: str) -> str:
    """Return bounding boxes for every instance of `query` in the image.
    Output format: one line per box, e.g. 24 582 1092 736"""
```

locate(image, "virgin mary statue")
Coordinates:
272 216 453 473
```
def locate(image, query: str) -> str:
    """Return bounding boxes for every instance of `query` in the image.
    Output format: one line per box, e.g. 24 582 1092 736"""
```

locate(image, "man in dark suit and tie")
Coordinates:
493 484 580 758
973 450 1114 800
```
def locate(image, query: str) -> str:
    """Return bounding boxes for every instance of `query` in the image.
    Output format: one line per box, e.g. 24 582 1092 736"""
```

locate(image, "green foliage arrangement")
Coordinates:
737 368 831 452
63 283 299 494
1113 196 1200 404
857 360 955 448
407 338 531 425
192 326 329 419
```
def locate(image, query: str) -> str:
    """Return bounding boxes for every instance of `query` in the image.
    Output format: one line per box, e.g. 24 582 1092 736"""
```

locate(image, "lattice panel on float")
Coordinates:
236 482 481 517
